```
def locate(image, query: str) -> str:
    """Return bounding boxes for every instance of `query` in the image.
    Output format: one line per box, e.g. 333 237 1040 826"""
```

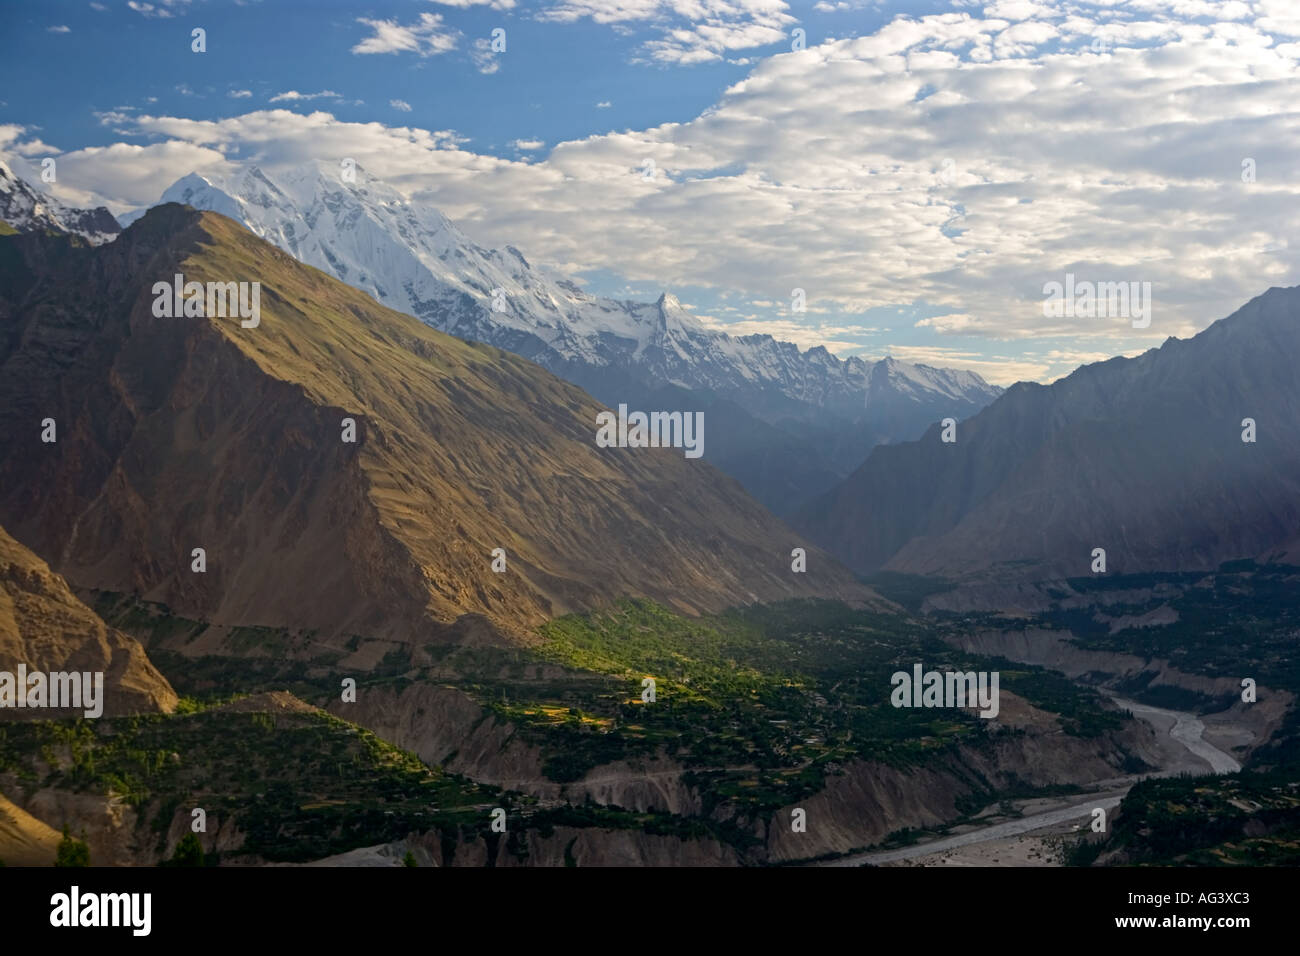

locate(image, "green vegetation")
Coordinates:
943 563 1300 764
990 660 1125 737
90 590 1137 832
1075 770 1300 866
974 563 1300 697
163 832 206 867
491 598 1129 812
55 826 89 867
0 707 498 863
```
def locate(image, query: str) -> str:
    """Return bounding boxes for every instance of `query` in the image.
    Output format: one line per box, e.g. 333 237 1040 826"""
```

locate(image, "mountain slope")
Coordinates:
0 523 177 718
0 205 872 646
0 792 61 866
135 163 1000 512
0 160 121 246
796 286 1300 580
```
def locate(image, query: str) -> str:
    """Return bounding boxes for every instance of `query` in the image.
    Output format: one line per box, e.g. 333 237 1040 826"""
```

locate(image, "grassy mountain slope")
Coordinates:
0 206 871 648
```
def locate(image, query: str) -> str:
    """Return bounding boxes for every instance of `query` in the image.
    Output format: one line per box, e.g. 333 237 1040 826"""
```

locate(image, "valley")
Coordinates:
0 183 1296 870
819 696 1245 867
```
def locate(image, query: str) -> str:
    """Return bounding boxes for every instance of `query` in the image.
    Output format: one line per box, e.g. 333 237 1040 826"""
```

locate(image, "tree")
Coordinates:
403 850 417 867
163 832 206 867
55 826 90 867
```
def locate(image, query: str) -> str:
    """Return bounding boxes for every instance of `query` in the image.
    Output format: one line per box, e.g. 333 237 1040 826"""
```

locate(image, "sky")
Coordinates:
2 0 1299 386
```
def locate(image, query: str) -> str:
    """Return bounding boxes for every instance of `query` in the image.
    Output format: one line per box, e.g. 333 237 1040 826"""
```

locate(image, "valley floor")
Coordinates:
816 698 1244 868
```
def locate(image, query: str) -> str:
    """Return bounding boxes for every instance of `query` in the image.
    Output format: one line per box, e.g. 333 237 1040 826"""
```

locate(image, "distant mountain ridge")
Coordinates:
797 285 1300 583
129 161 1001 512
0 159 121 245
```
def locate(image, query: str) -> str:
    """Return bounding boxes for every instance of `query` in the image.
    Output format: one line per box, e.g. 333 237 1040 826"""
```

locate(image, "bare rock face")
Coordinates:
798 286 1300 581
0 523 177 719
0 206 873 648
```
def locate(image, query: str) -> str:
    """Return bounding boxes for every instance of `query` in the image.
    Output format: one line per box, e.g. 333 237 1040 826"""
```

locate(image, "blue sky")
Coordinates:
5 1 920 162
3 0 1299 385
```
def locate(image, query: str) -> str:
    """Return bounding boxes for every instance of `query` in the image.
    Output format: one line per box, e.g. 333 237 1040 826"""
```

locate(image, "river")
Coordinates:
815 698 1240 867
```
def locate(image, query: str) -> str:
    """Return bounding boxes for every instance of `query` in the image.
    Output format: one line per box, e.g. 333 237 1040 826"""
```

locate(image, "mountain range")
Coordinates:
123 161 1000 513
0 204 871 647
797 285 1300 585
0 160 121 246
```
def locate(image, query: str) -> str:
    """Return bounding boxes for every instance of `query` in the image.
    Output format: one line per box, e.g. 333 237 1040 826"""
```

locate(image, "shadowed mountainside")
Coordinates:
797 286 1300 582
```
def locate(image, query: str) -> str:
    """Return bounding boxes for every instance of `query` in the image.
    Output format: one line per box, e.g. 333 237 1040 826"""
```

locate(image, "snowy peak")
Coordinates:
158 172 246 225
871 355 998 403
133 161 1000 426
0 160 121 245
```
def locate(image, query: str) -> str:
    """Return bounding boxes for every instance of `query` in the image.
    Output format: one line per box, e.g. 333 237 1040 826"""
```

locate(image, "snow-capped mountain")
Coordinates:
0 160 121 245
133 161 1001 511
139 162 999 411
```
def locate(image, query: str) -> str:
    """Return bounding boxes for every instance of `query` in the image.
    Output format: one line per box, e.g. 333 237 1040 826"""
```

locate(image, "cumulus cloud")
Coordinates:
0 124 56 158
127 2 171 17
430 0 516 7
471 37 502 73
390 99 413 112
15 0 1300 380
269 90 341 102
511 138 545 150
228 89 253 99
352 13 459 56
540 0 798 64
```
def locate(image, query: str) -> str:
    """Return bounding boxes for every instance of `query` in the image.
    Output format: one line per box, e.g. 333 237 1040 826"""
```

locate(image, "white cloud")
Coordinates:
914 314 981 334
127 1 171 17
511 138 545 150
541 0 798 64
30 1 1300 380
596 100 612 108
269 90 340 102
471 37 501 73
428 0 516 7
48 25 71 33
90 2 108 10
0 124 56 158
352 13 459 56
228 90 253 99
390 99 413 112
